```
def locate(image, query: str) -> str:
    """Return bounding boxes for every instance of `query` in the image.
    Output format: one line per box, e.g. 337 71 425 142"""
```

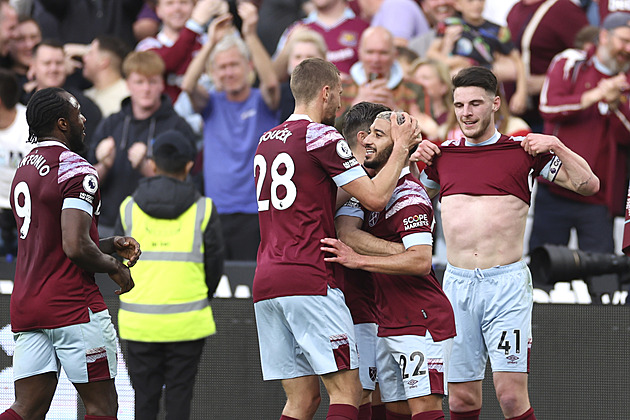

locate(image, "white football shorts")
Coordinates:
355 322 378 390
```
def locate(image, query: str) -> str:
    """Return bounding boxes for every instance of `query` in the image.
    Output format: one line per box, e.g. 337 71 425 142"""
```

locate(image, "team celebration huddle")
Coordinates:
4 0 630 418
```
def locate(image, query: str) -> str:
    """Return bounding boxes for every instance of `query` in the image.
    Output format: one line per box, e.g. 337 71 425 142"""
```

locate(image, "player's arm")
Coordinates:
521 133 599 196
335 215 404 256
341 113 421 211
321 238 432 276
61 209 134 294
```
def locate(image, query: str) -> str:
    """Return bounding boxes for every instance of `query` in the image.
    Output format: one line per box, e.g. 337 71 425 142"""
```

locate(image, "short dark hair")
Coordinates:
452 66 498 96
342 101 390 148
0 69 20 109
32 39 64 57
26 87 72 143
150 130 195 174
94 35 131 74
290 58 340 105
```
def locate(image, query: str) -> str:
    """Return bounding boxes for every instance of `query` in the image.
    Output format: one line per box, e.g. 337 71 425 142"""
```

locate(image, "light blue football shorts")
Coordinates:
443 260 533 382
254 286 359 381
376 332 452 402
355 322 378 391
13 308 118 383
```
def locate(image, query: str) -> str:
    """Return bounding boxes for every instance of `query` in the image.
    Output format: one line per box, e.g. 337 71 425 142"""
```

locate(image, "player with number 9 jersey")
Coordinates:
10 141 105 332
253 115 365 302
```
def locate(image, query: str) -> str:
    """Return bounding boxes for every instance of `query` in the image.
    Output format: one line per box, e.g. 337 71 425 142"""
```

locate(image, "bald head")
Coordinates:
359 27 396 79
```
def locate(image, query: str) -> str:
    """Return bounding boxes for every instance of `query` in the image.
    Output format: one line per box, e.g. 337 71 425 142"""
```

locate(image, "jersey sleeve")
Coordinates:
387 180 434 249
58 151 100 217
306 123 366 186
335 196 365 220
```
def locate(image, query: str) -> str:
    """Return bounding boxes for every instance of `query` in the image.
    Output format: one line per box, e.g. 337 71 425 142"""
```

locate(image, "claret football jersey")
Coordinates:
10 141 106 332
253 115 366 302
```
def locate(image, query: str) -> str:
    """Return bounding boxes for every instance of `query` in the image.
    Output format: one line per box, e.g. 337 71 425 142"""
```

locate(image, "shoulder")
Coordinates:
305 123 344 151
136 37 162 51
386 177 432 216
58 151 98 184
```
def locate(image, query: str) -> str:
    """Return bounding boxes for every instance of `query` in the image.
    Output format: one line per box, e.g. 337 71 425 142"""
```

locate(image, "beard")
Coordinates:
68 125 86 154
364 143 393 171
599 46 630 74
459 113 493 141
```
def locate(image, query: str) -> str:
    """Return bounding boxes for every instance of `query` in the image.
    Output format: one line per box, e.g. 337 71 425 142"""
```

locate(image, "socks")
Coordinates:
411 410 444 420
358 403 373 420
372 404 387 420
386 410 411 420
327 403 359 420
0 409 23 420
507 407 536 420
450 409 481 420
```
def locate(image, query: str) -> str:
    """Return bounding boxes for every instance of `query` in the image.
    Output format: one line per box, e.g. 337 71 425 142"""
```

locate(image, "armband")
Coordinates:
548 156 562 182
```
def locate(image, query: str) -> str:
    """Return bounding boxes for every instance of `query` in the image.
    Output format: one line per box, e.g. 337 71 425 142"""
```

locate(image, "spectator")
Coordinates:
116 129 224 420
82 35 132 118
183 5 280 261
7 16 41 89
136 0 227 103
0 68 30 257
338 26 438 139
410 58 453 135
426 0 528 115
408 0 456 57
31 0 145 48
88 50 196 237
23 40 102 152
599 0 630 22
506 0 589 131
278 28 328 121
0 0 17 67
573 24 599 51
357 0 430 45
273 0 369 76
529 12 630 257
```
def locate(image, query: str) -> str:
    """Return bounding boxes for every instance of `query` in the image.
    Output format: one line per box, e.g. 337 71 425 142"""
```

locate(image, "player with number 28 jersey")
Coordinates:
10 141 105 332
253 115 365 302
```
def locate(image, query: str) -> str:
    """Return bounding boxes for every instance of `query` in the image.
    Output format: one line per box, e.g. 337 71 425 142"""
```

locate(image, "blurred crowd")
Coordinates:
0 0 628 263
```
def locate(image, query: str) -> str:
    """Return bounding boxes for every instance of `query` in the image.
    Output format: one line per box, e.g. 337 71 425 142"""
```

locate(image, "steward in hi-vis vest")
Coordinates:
115 130 224 420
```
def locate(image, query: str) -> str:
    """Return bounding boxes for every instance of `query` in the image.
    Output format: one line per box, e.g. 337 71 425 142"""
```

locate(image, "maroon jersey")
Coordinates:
423 134 553 205
9 141 106 332
364 170 455 341
539 49 630 215
253 115 365 302
276 9 369 74
343 268 377 324
600 0 630 21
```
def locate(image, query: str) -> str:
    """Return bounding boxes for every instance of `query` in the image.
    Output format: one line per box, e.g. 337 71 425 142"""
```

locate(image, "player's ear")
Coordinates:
57 117 69 131
493 95 500 113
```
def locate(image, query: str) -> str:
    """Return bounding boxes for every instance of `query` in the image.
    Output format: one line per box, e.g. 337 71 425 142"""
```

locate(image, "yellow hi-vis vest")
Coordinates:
118 195 216 342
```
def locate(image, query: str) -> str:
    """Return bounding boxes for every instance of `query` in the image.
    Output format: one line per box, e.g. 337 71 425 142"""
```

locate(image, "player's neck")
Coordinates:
37 136 67 147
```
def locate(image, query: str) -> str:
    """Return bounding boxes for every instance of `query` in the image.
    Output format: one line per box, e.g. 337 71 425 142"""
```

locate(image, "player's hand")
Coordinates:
113 236 142 267
520 133 561 156
390 112 421 152
128 142 147 169
95 137 116 169
409 139 441 165
320 238 363 269
109 261 135 295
